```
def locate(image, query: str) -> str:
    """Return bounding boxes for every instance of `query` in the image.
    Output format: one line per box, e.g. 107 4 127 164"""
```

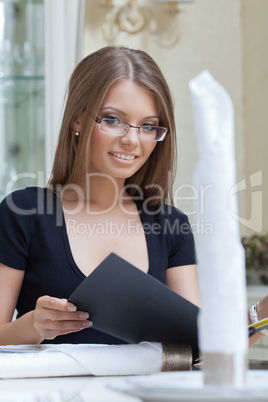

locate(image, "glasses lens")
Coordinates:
140 126 167 141
98 118 168 141
100 118 126 135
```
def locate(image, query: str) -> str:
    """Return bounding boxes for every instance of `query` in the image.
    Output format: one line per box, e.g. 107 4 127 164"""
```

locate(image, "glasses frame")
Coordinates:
95 117 168 142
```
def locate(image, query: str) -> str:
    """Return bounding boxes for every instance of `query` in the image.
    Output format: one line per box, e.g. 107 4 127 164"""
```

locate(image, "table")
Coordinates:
1 370 268 402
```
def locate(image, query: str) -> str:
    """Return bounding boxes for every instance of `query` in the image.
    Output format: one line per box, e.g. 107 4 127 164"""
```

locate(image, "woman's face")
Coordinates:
89 79 158 182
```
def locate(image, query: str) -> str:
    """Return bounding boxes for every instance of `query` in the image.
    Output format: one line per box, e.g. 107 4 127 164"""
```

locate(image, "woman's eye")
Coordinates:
104 117 121 126
141 125 156 132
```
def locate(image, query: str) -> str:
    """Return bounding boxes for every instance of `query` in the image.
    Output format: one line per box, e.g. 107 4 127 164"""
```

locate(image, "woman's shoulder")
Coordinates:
1 187 55 215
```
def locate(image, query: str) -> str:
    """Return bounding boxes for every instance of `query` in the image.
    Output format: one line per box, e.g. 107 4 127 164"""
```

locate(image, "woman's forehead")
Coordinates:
100 79 159 116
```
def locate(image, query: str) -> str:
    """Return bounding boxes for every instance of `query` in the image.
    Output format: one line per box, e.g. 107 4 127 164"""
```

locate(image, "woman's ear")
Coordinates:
73 118 81 131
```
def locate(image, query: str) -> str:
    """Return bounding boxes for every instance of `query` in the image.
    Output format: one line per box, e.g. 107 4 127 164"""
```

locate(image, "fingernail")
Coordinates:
68 305 77 312
79 312 89 319
82 320 91 327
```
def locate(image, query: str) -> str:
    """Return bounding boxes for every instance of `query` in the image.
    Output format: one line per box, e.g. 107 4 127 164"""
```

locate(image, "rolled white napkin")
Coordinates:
189 71 248 386
0 342 163 378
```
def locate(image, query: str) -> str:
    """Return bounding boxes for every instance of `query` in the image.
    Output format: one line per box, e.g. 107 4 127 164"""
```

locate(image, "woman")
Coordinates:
0 46 199 345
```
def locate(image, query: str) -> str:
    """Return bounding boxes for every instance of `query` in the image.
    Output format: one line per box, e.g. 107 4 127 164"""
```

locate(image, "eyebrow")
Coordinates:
100 107 159 120
100 107 127 116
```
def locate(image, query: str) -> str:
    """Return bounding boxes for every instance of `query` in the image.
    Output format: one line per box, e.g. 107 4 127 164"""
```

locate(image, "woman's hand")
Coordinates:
33 295 92 342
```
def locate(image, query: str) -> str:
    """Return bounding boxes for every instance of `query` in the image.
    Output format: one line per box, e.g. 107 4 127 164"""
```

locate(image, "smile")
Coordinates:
109 152 136 160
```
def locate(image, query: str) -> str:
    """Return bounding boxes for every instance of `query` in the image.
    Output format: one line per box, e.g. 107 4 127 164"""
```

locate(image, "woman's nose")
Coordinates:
119 126 140 146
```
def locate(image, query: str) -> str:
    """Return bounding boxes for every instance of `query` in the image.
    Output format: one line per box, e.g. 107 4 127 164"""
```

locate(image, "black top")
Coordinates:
0 187 196 344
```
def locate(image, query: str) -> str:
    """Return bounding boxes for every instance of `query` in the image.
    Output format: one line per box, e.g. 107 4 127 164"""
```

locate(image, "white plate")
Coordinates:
109 371 268 402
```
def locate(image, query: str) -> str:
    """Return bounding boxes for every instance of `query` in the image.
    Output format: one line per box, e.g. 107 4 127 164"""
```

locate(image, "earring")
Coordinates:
74 129 80 137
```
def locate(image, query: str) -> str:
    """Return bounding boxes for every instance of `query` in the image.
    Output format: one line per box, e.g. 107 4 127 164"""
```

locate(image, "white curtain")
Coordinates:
44 0 86 176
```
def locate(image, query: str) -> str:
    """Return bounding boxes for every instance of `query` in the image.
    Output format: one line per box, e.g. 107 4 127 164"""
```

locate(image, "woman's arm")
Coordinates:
166 264 201 307
166 265 268 349
0 263 41 344
0 263 92 345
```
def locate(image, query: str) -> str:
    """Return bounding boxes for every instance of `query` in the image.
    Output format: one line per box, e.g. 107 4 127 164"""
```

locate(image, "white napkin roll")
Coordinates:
189 71 248 386
0 342 163 378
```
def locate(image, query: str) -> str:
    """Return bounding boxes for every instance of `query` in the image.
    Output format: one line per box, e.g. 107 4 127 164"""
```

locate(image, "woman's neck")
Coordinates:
61 175 131 212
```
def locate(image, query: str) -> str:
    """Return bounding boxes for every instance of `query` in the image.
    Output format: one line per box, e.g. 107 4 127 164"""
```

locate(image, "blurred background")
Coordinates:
0 0 267 354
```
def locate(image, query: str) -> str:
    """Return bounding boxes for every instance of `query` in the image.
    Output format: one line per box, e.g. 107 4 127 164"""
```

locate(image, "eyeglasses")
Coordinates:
95 117 168 142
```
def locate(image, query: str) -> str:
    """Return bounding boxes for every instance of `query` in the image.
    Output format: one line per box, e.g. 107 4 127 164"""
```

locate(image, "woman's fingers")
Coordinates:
35 296 90 319
36 296 77 312
37 307 90 321
33 295 92 340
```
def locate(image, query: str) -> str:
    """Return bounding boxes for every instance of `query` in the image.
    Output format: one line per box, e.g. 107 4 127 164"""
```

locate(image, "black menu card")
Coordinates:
68 253 200 360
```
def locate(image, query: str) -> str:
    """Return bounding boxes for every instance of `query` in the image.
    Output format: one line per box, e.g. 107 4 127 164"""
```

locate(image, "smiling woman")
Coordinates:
0 46 200 347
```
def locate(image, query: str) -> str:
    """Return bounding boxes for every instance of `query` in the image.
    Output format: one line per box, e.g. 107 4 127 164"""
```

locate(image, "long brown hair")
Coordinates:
48 46 177 205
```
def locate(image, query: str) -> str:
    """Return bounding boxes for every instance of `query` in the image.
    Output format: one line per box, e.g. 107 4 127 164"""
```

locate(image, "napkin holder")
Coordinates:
162 343 193 371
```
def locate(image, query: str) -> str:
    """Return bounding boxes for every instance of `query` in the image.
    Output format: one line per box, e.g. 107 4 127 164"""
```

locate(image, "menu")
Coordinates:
68 253 200 360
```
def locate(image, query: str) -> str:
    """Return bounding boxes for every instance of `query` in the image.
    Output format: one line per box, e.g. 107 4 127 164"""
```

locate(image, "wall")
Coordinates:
83 0 266 236
242 0 268 235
